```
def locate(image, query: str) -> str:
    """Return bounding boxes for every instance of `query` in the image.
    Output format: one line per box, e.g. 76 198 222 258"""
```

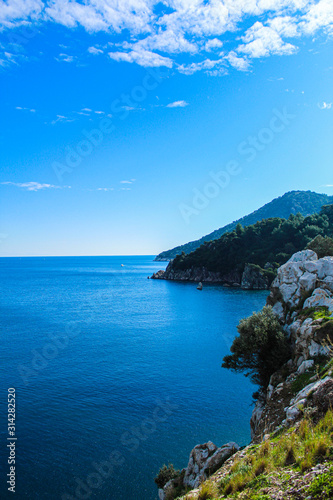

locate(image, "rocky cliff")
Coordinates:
156 250 333 500
151 262 272 290
251 249 333 441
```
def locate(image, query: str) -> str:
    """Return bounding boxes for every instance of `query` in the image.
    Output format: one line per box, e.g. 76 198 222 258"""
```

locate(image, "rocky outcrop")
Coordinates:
241 263 271 290
151 263 241 285
158 441 239 499
156 249 333 499
151 262 273 289
250 250 333 441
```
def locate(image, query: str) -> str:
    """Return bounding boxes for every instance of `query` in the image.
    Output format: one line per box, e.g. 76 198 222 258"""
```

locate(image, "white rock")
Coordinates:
308 340 328 358
272 301 284 321
286 405 301 421
299 272 317 293
317 257 333 280
304 288 333 313
297 359 314 375
294 376 332 405
287 250 318 263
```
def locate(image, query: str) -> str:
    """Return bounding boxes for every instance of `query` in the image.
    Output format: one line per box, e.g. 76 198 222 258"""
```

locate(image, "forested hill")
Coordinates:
155 191 333 261
170 204 333 277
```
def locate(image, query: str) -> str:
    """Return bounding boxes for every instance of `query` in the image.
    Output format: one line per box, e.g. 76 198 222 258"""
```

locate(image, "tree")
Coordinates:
306 235 333 258
155 464 180 489
222 306 290 396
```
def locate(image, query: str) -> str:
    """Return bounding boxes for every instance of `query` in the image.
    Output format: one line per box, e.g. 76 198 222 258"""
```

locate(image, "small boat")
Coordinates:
197 282 203 290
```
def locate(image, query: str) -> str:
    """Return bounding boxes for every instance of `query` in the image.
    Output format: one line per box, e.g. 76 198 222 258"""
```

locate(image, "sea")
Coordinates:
0 256 268 499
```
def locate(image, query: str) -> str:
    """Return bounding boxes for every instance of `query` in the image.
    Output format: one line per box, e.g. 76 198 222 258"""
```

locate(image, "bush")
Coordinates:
306 234 333 258
222 306 291 393
154 463 180 489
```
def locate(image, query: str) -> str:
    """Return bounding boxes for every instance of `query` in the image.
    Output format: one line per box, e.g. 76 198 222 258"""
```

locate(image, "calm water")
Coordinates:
0 256 268 499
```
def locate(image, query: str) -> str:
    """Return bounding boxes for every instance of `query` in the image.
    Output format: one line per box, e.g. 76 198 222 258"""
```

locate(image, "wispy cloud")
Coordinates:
318 101 332 109
55 53 75 63
96 187 114 191
120 179 136 184
50 114 74 125
88 46 103 55
108 48 173 68
15 106 36 112
1 181 71 191
166 100 189 108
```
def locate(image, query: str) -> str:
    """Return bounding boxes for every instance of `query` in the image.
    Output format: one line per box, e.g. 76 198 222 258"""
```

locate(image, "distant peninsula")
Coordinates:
155 191 333 261
152 203 333 290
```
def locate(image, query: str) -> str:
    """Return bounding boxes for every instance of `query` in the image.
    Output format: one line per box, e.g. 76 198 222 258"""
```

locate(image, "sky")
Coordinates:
0 0 333 256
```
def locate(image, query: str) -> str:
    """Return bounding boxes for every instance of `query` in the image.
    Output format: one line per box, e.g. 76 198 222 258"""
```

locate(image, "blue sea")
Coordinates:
0 256 268 499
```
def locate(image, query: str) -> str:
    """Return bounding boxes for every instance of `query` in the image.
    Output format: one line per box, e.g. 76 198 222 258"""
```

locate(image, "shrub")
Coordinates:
222 306 291 393
154 463 180 489
306 234 333 258
198 481 218 499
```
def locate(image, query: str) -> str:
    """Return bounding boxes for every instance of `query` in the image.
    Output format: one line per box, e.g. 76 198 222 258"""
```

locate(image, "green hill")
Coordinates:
169 204 333 278
155 190 333 261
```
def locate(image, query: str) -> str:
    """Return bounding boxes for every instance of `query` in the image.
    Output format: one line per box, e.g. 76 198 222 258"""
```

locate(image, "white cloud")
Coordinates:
50 114 74 125
1 181 71 191
88 46 104 55
238 22 297 58
109 48 173 68
15 106 36 112
166 100 189 108
225 51 250 71
178 58 225 75
97 187 114 191
0 0 43 28
120 180 136 184
1 1 333 74
301 0 333 35
55 53 75 63
318 101 332 109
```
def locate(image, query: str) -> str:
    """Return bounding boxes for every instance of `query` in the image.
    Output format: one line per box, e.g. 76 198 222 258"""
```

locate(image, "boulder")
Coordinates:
303 288 333 313
183 441 239 489
297 359 314 375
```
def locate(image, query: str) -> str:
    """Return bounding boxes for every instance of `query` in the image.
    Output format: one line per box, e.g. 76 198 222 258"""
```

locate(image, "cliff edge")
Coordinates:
156 250 333 500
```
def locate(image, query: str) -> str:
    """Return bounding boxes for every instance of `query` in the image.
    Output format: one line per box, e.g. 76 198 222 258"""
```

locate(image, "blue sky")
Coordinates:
0 1 333 256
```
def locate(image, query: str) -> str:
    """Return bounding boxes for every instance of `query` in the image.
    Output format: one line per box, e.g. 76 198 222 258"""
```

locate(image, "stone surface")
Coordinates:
182 441 239 489
297 359 314 375
241 264 270 290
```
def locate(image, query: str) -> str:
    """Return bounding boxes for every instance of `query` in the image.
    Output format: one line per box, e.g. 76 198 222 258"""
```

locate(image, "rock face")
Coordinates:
241 264 271 290
250 250 333 441
151 262 272 289
158 441 239 499
268 250 333 320
183 441 239 489
151 263 241 285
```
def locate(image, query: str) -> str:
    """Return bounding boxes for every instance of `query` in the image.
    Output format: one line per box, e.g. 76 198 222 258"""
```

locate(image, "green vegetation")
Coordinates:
181 410 333 500
308 466 333 498
197 481 219 499
170 204 333 278
222 306 290 394
307 234 333 258
155 463 180 489
155 191 333 261
299 306 332 321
